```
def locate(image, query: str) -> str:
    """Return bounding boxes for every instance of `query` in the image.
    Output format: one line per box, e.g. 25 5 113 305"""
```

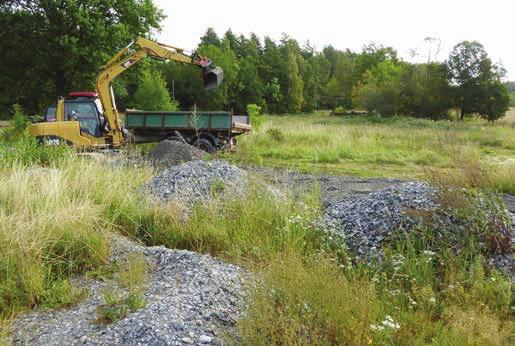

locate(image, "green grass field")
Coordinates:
0 115 513 344
226 113 515 193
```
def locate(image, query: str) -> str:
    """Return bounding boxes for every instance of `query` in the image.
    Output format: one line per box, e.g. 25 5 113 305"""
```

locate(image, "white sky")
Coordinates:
155 0 514 80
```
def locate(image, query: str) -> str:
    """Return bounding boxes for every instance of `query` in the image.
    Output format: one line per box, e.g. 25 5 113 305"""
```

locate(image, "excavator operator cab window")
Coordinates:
44 106 57 122
65 102 102 137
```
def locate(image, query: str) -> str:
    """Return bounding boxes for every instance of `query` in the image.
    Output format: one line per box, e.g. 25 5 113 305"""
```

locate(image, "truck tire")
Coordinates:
194 138 216 153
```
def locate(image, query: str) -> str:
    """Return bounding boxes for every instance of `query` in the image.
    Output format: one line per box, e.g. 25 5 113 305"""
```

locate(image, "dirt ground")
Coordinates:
249 166 406 205
249 166 515 226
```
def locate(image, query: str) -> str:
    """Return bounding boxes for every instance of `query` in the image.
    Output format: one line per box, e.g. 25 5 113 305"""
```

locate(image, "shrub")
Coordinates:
266 128 285 142
247 103 266 131
1 104 29 141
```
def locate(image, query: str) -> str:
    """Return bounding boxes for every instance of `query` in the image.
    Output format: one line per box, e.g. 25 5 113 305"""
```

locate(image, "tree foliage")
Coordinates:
0 0 163 115
446 41 509 121
132 70 177 111
1 10 510 123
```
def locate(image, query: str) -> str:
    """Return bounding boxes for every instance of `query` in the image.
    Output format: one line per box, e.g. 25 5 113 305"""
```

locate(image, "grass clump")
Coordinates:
238 252 381 345
96 253 148 325
0 163 109 317
147 183 323 263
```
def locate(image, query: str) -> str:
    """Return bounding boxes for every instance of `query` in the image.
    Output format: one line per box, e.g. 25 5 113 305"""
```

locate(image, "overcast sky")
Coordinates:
154 0 514 80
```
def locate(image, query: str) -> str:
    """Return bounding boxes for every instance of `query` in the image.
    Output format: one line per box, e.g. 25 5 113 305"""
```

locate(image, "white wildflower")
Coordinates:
381 315 400 329
370 324 385 331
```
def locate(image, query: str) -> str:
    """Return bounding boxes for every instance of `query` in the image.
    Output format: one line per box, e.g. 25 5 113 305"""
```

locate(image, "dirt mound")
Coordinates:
146 140 207 169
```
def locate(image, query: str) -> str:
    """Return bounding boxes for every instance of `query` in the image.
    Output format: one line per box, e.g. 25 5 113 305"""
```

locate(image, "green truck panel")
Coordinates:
125 111 232 130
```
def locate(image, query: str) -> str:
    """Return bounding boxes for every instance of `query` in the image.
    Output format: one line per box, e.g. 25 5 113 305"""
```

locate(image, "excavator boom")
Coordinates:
96 37 223 147
29 37 223 148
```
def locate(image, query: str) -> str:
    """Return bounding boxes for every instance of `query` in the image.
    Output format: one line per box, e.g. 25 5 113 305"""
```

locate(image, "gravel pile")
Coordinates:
147 140 206 170
146 160 248 206
10 236 247 345
321 182 437 259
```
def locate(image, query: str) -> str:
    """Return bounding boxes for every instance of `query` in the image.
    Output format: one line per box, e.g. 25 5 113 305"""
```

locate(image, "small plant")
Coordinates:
266 128 285 142
210 179 226 197
247 104 266 131
96 254 148 325
2 104 29 141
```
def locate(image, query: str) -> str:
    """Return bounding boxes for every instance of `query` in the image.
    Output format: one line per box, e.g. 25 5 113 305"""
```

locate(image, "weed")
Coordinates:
209 179 226 198
96 254 148 325
266 128 285 142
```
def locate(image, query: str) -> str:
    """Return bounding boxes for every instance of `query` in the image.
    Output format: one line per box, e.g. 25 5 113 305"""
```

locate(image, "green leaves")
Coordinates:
446 41 510 121
132 69 177 111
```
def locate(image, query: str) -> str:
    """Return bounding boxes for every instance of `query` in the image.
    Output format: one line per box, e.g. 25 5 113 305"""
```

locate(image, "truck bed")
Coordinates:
124 109 251 149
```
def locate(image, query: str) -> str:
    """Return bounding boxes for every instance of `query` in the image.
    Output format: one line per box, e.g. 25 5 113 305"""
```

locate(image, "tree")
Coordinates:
132 69 178 111
400 63 453 119
0 0 163 115
326 51 356 109
285 47 304 113
446 41 509 121
352 61 402 116
200 27 221 47
196 43 239 110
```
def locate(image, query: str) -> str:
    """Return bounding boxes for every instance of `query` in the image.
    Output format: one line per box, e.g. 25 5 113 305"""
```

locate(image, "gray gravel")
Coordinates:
321 182 437 259
10 236 247 345
146 141 206 170
146 160 248 206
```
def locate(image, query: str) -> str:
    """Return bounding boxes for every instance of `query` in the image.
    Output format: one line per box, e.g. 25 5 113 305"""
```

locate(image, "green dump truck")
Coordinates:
125 110 251 153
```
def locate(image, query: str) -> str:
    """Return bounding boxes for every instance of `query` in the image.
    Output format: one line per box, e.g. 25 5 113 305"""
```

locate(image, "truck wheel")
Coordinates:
194 138 216 153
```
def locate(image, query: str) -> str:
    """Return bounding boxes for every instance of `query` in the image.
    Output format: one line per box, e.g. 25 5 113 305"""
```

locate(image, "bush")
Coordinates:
247 104 266 131
0 136 70 167
266 128 285 142
1 104 29 141
132 70 178 111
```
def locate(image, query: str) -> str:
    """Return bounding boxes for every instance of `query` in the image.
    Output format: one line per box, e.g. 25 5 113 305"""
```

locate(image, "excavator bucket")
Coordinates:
203 66 224 91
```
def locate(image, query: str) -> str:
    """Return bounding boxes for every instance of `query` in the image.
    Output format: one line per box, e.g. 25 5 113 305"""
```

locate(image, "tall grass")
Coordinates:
236 177 512 345
0 157 155 319
227 114 515 193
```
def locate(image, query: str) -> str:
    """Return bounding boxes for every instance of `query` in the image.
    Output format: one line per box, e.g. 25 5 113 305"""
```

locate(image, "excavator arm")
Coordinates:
96 37 223 147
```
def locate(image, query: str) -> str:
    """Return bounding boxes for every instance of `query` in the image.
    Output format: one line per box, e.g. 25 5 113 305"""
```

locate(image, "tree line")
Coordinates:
0 1 510 121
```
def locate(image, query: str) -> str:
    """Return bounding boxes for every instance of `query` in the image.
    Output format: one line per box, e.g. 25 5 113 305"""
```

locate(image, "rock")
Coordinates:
320 182 437 260
199 334 212 343
181 337 194 344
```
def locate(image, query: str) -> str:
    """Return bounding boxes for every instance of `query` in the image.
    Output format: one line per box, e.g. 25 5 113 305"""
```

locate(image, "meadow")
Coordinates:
227 111 515 194
0 112 513 344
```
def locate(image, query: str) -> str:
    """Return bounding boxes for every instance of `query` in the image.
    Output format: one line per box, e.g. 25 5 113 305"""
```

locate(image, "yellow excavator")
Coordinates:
28 37 223 149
